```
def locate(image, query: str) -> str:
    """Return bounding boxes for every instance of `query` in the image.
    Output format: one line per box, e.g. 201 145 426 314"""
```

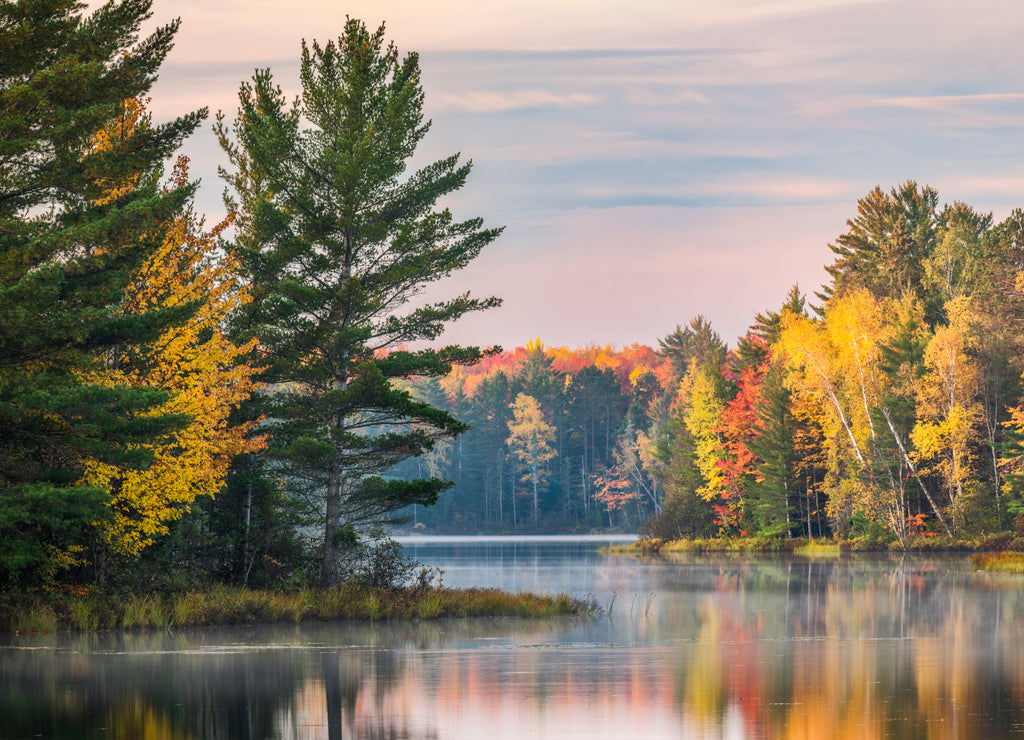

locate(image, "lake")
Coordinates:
3 535 1024 738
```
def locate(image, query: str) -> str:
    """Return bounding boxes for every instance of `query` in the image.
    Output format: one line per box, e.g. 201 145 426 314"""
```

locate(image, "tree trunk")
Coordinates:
531 457 539 523
322 454 343 586
241 450 254 586
881 408 952 537
322 233 353 586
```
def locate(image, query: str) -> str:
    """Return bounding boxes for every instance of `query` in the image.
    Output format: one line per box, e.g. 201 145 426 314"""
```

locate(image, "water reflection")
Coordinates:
4 545 1024 738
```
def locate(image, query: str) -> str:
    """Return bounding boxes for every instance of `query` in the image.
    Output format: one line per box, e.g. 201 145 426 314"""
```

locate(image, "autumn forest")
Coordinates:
6 0 1024 598
409 180 1024 548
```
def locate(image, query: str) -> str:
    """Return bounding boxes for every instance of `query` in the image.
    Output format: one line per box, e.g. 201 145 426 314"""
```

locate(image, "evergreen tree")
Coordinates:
820 181 939 317
0 0 205 586
658 315 727 382
469 371 514 526
216 19 502 584
745 361 796 536
643 399 712 539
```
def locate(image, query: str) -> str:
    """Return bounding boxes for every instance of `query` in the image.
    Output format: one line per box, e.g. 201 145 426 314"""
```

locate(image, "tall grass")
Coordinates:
607 537 806 555
793 540 843 557
0 584 598 634
971 552 1024 573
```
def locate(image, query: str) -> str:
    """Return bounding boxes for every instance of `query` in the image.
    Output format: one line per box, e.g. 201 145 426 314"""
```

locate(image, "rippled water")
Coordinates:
3 537 1024 738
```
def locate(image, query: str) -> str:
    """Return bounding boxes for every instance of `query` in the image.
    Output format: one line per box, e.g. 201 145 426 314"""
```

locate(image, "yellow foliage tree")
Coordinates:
911 298 982 532
681 364 727 501
779 290 953 537
81 100 264 556
778 303 867 466
507 393 557 523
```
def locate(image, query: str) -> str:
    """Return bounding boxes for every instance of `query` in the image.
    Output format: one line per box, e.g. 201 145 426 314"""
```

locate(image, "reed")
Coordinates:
611 537 803 554
971 552 1024 573
793 540 843 557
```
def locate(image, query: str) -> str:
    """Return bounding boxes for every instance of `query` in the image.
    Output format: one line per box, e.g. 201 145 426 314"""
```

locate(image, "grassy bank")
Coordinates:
605 536 809 556
971 552 1024 573
606 532 1024 557
0 584 597 634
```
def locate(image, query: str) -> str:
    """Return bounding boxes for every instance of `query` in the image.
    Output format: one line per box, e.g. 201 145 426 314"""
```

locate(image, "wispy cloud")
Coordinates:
801 92 1024 123
700 175 858 202
431 90 601 113
572 175 857 208
874 93 1024 112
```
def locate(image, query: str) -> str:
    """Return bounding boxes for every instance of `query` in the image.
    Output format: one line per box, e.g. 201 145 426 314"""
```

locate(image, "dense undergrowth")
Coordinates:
0 584 597 635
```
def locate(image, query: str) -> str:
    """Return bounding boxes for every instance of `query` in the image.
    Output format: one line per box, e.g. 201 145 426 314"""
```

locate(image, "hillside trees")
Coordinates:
216 19 502 584
0 0 206 585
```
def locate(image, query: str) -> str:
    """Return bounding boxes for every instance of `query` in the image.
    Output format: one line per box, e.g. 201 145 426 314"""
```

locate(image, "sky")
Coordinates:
133 0 1024 350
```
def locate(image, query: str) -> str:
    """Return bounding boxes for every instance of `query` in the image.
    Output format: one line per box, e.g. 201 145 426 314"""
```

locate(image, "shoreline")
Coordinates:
604 533 1024 560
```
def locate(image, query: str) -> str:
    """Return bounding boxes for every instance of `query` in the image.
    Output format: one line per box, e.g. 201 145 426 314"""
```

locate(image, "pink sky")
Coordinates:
131 0 1024 349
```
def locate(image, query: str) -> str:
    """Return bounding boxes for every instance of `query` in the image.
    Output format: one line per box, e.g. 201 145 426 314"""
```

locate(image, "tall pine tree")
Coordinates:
217 19 502 585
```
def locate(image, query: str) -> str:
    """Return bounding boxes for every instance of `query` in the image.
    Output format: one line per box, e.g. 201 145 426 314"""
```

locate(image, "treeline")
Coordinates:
411 182 1024 545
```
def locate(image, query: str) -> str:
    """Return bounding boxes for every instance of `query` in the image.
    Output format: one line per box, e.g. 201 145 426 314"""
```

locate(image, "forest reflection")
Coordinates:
4 557 1024 738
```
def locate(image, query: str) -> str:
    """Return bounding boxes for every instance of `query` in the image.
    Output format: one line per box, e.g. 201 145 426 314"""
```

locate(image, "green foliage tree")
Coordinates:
658 315 727 383
820 181 939 318
216 19 502 584
0 0 205 586
745 359 797 535
643 391 713 540
565 364 622 517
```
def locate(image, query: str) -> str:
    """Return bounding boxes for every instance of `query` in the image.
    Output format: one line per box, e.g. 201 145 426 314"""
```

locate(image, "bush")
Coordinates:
348 527 420 588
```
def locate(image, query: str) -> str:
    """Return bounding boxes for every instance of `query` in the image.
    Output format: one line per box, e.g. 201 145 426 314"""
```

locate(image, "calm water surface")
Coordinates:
4 536 1024 738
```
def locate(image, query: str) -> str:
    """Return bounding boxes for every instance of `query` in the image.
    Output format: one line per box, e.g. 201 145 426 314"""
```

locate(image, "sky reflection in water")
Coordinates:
3 537 1024 738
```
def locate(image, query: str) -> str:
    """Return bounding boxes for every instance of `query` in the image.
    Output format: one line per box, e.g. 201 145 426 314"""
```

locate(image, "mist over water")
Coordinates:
3 537 1023 738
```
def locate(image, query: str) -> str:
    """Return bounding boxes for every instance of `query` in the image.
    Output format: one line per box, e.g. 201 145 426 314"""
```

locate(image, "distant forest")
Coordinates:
401 182 1024 546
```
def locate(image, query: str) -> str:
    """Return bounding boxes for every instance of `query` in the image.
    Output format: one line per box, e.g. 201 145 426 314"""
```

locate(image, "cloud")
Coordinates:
431 90 601 113
874 93 1024 112
568 175 858 209
699 175 858 202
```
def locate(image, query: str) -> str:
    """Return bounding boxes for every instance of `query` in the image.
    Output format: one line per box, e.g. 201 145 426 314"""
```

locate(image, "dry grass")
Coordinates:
793 540 843 557
0 584 598 634
971 552 1024 573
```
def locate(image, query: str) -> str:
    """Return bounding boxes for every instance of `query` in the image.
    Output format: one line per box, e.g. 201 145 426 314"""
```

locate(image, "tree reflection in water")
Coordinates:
2 552 1024 738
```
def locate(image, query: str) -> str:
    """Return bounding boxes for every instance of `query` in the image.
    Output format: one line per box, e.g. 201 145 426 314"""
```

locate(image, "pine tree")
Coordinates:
643 398 712 540
0 0 205 586
216 19 502 584
745 360 796 536
818 181 939 317
658 315 727 383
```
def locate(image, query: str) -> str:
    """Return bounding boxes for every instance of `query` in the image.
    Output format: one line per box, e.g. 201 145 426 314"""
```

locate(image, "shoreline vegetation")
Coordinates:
609 536 1024 574
604 533 1024 560
1 585 597 635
